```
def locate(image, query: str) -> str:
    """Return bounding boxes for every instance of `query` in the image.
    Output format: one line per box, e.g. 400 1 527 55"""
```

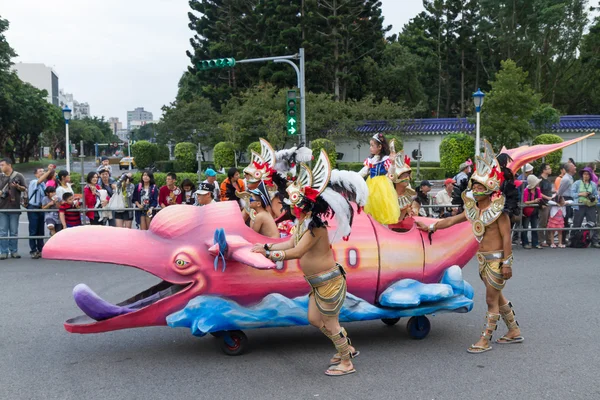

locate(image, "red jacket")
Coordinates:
84 184 104 220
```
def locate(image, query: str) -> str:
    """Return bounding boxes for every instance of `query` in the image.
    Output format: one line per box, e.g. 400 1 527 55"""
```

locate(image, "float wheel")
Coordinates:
406 316 431 340
381 317 401 326
218 330 248 356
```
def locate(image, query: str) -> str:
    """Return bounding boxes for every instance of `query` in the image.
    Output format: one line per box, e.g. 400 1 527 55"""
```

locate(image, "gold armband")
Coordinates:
265 250 285 262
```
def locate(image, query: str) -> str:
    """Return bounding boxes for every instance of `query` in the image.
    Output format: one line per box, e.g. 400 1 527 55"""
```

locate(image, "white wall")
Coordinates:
334 135 444 163
333 133 599 163
12 63 54 104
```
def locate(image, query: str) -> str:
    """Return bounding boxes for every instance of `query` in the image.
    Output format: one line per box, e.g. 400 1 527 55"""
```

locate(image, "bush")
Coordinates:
131 140 156 169
156 144 170 161
247 141 261 158
337 162 364 172
70 172 82 194
154 160 174 173
531 134 563 175
214 142 236 169
439 133 475 177
131 172 201 188
413 167 447 181
311 138 337 169
174 142 197 173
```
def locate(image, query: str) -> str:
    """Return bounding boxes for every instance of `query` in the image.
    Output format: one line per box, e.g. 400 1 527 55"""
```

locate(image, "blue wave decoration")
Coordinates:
166 266 474 337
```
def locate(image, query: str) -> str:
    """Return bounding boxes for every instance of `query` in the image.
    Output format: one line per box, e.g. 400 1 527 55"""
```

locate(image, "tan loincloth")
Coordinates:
305 264 347 316
476 251 506 291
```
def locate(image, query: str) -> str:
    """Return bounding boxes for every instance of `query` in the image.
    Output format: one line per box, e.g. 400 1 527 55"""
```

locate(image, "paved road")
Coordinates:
0 235 598 399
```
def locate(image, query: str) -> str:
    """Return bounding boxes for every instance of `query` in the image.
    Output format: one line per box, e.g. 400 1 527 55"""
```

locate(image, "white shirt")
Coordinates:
435 189 452 206
203 179 220 200
56 183 74 203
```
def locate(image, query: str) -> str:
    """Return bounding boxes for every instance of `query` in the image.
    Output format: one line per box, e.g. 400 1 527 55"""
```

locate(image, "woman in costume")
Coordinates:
387 140 415 224
252 150 367 376
359 133 400 224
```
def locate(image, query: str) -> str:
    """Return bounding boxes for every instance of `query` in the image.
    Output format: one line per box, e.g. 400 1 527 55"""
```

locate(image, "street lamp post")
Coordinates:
62 105 72 173
472 89 485 157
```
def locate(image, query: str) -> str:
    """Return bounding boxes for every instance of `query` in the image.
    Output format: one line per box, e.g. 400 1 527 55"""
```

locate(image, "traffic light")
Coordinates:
286 90 298 135
197 58 236 71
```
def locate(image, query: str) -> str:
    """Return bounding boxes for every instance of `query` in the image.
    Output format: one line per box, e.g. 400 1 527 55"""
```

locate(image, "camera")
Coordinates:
589 195 597 202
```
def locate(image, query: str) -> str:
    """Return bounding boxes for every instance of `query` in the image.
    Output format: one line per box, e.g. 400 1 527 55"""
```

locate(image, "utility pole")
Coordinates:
199 49 307 145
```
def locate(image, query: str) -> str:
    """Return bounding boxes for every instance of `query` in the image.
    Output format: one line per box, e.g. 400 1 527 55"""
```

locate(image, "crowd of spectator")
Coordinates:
1 156 599 260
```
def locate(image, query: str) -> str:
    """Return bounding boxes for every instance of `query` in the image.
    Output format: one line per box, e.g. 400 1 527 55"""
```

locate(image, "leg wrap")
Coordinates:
499 302 520 330
481 312 501 341
321 326 352 361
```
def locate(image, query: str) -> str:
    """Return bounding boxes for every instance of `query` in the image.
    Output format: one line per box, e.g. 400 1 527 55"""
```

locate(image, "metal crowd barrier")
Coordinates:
1 202 599 240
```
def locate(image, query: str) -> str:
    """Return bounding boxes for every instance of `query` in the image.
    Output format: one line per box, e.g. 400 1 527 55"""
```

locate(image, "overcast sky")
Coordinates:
2 0 424 124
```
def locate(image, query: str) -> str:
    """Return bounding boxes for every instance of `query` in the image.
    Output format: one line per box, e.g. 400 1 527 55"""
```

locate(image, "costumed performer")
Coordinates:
387 140 416 224
359 133 400 224
417 140 524 353
252 150 365 376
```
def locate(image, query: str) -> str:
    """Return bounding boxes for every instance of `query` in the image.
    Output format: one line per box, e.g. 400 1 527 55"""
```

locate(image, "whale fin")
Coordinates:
205 234 277 270
501 133 595 173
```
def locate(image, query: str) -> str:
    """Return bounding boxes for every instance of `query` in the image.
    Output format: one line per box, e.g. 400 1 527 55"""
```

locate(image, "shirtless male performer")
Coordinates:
252 150 363 376
247 188 280 238
417 140 524 353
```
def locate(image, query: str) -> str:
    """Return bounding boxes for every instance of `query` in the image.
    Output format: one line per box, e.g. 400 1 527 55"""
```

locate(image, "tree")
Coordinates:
132 123 157 141
0 15 17 71
480 60 558 150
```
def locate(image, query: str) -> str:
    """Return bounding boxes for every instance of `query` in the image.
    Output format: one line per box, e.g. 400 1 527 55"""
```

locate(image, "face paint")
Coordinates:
472 191 490 197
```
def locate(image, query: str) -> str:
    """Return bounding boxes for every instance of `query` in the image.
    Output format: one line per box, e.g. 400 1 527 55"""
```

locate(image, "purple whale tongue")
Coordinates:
73 284 135 321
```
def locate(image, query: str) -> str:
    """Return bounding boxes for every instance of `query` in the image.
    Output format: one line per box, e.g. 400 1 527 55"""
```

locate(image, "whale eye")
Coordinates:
175 259 189 268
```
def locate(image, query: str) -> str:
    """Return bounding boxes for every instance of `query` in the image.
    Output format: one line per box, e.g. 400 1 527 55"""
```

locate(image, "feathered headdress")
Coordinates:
387 139 412 183
243 138 277 185
274 145 313 181
286 150 367 243
468 140 505 194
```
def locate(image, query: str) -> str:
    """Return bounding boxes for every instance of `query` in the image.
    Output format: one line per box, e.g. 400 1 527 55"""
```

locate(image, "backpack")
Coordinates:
570 222 593 248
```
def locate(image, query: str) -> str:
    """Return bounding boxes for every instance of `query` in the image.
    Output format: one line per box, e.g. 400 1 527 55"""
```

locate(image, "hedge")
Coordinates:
174 142 197 173
131 140 156 169
531 134 563 175
311 138 337 168
214 142 236 169
334 162 445 180
439 133 475 177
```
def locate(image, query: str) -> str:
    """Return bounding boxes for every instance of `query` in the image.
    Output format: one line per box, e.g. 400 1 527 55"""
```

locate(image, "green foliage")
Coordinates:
154 160 174 173
310 138 337 169
132 123 157 141
414 167 447 181
156 144 170 161
70 172 82 194
174 142 197 173
213 141 236 170
532 134 564 174
480 60 560 150
247 141 261 158
131 141 157 169
131 172 201 188
439 133 475 176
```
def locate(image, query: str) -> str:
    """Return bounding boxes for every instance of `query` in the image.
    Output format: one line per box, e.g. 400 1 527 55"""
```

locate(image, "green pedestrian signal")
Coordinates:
197 58 236 71
286 90 298 135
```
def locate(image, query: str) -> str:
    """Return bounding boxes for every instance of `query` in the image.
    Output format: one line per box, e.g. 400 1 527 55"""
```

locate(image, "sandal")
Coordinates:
325 364 356 377
550 244 557 248
330 350 360 365
558 244 566 248
467 344 492 354
496 335 525 344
